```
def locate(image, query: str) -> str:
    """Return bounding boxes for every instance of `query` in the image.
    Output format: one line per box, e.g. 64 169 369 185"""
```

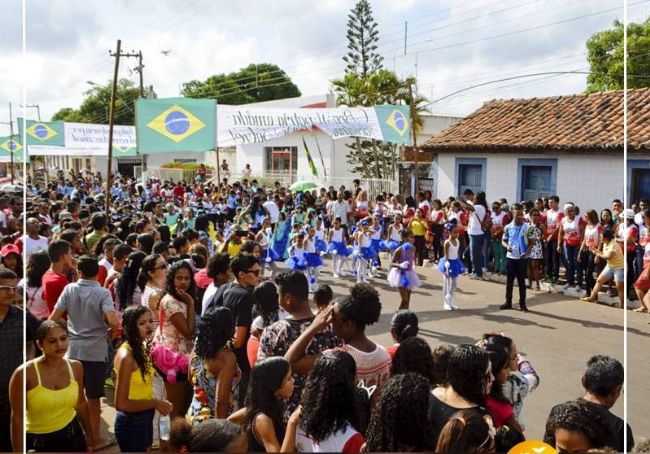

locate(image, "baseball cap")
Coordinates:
0 244 20 257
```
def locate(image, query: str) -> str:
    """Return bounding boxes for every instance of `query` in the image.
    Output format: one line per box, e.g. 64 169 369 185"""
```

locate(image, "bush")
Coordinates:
160 162 214 171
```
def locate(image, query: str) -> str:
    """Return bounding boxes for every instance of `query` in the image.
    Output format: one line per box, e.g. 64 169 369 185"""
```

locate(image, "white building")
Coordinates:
420 89 648 210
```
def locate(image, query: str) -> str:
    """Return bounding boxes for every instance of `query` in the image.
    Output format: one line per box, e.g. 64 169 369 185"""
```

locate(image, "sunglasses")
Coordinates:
246 268 261 276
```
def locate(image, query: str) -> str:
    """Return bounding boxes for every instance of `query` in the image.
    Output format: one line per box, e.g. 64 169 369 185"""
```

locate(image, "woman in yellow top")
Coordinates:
581 228 625 308
114 305 173 452
9 319 92 452
408 208 428 266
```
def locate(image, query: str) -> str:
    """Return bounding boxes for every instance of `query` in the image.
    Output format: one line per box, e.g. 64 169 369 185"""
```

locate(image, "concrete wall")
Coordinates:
436 152 622 209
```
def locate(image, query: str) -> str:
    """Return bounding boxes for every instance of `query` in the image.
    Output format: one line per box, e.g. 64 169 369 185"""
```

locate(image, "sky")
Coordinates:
1 0 647 136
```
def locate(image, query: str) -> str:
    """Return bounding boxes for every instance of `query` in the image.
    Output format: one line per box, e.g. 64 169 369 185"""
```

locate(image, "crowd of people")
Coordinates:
0 171 643 452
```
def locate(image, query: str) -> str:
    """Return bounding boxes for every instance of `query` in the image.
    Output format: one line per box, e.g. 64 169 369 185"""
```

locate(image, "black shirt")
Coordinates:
428 392 488 446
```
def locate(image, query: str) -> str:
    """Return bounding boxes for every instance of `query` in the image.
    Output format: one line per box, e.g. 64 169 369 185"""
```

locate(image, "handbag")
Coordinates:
151 305 189 384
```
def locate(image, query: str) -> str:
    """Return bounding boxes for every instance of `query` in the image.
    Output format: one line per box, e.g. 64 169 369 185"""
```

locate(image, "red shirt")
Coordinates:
97 265 108 287
42 270 69 315
486 396 514 428
194 268 212 289
387 344 399 360
173 186 185 199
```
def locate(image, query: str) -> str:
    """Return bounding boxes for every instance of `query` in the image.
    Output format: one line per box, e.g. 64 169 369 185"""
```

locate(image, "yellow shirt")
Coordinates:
603 241 624 269
410 219 427 237
226 241 242 257
26 360 78 434
117 343 155 400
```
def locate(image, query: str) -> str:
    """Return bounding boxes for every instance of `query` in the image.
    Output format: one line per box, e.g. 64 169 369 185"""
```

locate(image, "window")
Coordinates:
628 160 650 205
517 159 557 201
264 146 298 175
456 158 486 196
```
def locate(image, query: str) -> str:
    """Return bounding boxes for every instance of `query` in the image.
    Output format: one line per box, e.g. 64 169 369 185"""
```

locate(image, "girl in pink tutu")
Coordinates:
438 220 465 310
388 230 421 310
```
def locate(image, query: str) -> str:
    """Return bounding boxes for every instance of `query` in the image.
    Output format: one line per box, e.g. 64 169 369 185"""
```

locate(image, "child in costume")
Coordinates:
382 214 404 253
287 232 308 273
255 217 279 278
314 217 328 256
354 220 375 284
388 230 421 310
327 217 350 278
369 215 384 273
304 226 323 292
438 220 465 311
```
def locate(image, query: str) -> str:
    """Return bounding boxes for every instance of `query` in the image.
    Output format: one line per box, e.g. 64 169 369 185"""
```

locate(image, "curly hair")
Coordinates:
543 400 611 449
432 344 454 387
390 337 435 384
122 305 152 381
300 350 358 442
244 357 290 445
338 283 381 329
195 306 234 359
390 310 419 343
365 372 436 452
165 260 196 302
447 344 490 406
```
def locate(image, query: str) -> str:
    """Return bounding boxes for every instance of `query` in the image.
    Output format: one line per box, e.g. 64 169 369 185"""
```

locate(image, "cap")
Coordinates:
0 244 20 257
622 208 635 219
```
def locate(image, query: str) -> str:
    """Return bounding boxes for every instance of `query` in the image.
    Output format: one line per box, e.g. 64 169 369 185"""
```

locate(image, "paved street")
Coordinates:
98 262 649 449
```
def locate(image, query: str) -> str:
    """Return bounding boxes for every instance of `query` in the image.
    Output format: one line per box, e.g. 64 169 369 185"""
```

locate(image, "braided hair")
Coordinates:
390 310 419 343
122 305 152 381
365 372 436 452
391 337 435 384
300 350 358 443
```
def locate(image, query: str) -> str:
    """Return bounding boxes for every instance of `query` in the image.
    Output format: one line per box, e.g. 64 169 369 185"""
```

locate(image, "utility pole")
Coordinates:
106 39 122 216
21 104 41 120
404 21 408 56
408 82 418 196
117 49 145 97
8 103 14 184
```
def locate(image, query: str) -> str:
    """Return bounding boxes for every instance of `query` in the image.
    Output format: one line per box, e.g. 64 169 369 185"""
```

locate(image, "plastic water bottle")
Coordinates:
159 415 171 441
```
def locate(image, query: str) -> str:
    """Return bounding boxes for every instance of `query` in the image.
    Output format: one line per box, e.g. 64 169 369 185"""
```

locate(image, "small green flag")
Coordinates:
18 118 65 146
136 98 216 153
0 135 26 162
302 137 318 177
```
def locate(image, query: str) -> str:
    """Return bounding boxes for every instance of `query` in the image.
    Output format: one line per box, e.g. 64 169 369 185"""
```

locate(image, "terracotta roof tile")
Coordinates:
422 88 650 152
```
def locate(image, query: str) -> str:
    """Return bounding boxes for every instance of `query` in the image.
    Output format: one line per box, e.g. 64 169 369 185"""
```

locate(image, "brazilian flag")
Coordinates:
114 145 138 157
302 137 318 177
136 98 216 153
0 135 26 162
18 118 65 146
375 105 411 145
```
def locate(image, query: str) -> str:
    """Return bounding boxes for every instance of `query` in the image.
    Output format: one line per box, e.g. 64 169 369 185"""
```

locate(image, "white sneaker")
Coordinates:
450 302 459 310
443 303 453 311
333 273 340 279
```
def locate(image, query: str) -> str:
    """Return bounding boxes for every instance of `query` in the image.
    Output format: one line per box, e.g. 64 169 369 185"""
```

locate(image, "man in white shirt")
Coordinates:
463 190 488 279
634 200 648 227
23 217 49 259
330 192 349 228
263 195 280 227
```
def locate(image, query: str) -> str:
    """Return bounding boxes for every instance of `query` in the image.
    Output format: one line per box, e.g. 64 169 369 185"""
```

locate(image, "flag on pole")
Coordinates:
136 98 216 153
18 118 65 146
374 105 412 145
302 137 318 177
0 135 26 162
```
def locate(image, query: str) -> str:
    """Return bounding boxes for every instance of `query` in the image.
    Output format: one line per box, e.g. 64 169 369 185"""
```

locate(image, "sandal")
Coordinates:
580 297 596 303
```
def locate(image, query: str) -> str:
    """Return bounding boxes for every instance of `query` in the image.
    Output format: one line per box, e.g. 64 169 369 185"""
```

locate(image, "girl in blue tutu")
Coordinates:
369 215 384 273
387 230 421 310
326 217 350 278
381 214 404 253
438 220 465 310
304 226 323 292
255 217 279 278
313 217 328 255
287 232 308 273
354 220 376 283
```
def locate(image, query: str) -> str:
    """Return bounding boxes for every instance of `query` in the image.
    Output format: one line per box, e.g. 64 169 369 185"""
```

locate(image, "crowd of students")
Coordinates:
0 172 643 452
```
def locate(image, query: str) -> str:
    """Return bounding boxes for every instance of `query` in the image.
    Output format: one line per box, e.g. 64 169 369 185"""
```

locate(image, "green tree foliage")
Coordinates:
51 79 145 125
332 70 428 179
181 63 301 104
343 0 383 77
586 18 650 92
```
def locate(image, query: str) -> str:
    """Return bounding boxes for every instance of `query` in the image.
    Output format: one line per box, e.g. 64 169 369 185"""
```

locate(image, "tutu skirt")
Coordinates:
438 258 465 278
262 248 281 263
315 238 328 254
370 239 382 255
360 246 376 261
305 252 323 267
328 241 351 257
380 239 400 251
387 267 421 289
288 256 308 271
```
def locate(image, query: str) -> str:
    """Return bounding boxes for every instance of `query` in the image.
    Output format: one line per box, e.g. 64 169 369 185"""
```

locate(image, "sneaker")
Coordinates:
443 303 454 311
450 302 459 310
499 303 513 310
333 273 340 279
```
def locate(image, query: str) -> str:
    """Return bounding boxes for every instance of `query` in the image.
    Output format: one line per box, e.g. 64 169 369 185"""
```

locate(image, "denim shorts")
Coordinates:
601 265 624 283
115 408 155 452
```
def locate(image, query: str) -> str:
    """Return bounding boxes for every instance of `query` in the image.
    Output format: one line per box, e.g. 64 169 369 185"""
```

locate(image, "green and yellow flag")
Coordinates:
18 118 65 146
0 135 26 162
136 98 216 153
302 137 318 177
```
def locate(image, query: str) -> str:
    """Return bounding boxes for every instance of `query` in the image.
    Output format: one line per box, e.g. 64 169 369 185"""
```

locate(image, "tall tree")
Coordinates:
586 18 650 92
51 79 145 125
181 63 301 104
333 70 428 179
342 0 384 77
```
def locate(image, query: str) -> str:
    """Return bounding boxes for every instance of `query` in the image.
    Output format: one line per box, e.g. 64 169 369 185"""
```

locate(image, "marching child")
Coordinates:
438 220 465 311
327 217 350 278
354 220 375 284
387 230 420 310
304 226 323 292
287 232 308 274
